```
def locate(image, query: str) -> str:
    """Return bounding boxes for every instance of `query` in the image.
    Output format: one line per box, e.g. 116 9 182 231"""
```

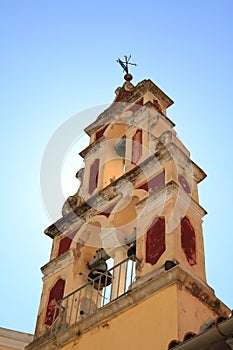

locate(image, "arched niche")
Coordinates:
104 123 126 140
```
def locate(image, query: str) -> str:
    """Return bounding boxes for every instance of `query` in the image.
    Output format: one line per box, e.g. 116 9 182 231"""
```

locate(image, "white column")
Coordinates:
101 229 127 300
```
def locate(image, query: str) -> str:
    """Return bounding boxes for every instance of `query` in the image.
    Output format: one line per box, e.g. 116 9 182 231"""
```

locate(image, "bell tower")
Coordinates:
27 71 230 350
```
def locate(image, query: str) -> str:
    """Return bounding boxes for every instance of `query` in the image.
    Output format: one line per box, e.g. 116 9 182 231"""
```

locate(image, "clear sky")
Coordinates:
1 0 233 334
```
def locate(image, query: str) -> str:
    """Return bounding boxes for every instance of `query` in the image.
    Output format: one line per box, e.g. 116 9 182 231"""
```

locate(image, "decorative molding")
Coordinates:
79 135 105 159
136 181 207 219
41 250 73 278
85 79 174 136
0 327 33 349
44 146 171 238
44 139 205 238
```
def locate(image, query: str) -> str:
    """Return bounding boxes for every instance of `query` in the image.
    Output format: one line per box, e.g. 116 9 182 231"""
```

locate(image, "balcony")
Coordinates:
50 257 136 337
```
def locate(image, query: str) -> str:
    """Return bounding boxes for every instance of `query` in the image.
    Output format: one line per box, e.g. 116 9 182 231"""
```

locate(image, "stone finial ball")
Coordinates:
124 73 133 81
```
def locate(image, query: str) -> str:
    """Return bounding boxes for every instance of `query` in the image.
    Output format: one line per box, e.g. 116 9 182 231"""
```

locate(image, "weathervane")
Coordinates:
116 55 137 81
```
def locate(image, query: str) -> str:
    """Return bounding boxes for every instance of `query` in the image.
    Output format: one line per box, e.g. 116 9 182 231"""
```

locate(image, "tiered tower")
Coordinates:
27 74 229 350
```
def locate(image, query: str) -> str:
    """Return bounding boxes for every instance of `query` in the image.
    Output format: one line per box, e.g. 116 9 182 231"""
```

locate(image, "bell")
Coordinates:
127 243 136 261
92 259 108 272
88 270 112 290
88 259 112 290
114 136 126 158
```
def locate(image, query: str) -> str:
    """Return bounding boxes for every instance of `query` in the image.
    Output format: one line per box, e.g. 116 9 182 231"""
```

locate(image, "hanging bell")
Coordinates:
88 259 112 290
127 243 136 261
92 259 108 272
114 136 126 158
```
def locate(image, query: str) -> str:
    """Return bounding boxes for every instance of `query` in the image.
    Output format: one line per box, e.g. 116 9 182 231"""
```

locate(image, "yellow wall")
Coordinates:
61 285 179 350
50 282 219 350
177 285 216 339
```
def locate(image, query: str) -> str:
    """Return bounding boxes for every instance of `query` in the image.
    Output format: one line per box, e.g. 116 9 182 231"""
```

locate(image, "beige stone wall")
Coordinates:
0 328 33 350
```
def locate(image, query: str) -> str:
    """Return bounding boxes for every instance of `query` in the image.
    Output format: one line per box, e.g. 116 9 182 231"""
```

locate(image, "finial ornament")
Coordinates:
116 55 137 81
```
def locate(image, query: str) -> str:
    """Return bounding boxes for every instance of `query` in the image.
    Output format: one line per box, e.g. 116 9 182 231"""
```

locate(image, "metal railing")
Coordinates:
50 257 136 337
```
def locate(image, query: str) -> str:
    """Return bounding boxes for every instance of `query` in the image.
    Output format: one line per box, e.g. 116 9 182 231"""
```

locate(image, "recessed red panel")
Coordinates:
99 202 117 218
115 94 122 102
146 217 166 265
132 129 142 165
57 229 78 257
178 174 191 194
138 171 165 193
181 217 196 266
115 89 134 102
96 124 108 141
45 278 65 326
89 159 100 194
128 98 143 113
153 99 162 113
57 236 72 256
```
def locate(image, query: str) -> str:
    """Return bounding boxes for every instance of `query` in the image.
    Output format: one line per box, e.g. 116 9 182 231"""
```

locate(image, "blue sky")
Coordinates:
1 0 233 333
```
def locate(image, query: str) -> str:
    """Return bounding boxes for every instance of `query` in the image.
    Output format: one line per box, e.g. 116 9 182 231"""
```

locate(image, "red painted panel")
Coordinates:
138 171 165 193
138 181 148 191
115 89 134 102
115 94 122 102
89 159 100 194
128 98 143 113
178 174 191 194
132 129 142 165
146 217 166 265
57 230 77 257
57 236 72 256
99 202 117 218
181 217 196 266
96 124 108 141
153 99 162 113
45 278 65 326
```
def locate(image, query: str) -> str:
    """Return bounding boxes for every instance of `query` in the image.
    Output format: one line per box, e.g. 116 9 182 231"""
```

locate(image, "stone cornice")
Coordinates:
124 100 175 128
136 79 174 108
136 180 207 220
166 142 207 184
0 327 33 349
80 101 174 160
41 250 74 278
44 139 206 238
44 144 172 238
79 135 104 158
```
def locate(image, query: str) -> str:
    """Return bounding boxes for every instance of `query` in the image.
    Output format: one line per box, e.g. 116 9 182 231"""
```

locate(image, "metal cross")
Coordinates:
116 55 137 74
